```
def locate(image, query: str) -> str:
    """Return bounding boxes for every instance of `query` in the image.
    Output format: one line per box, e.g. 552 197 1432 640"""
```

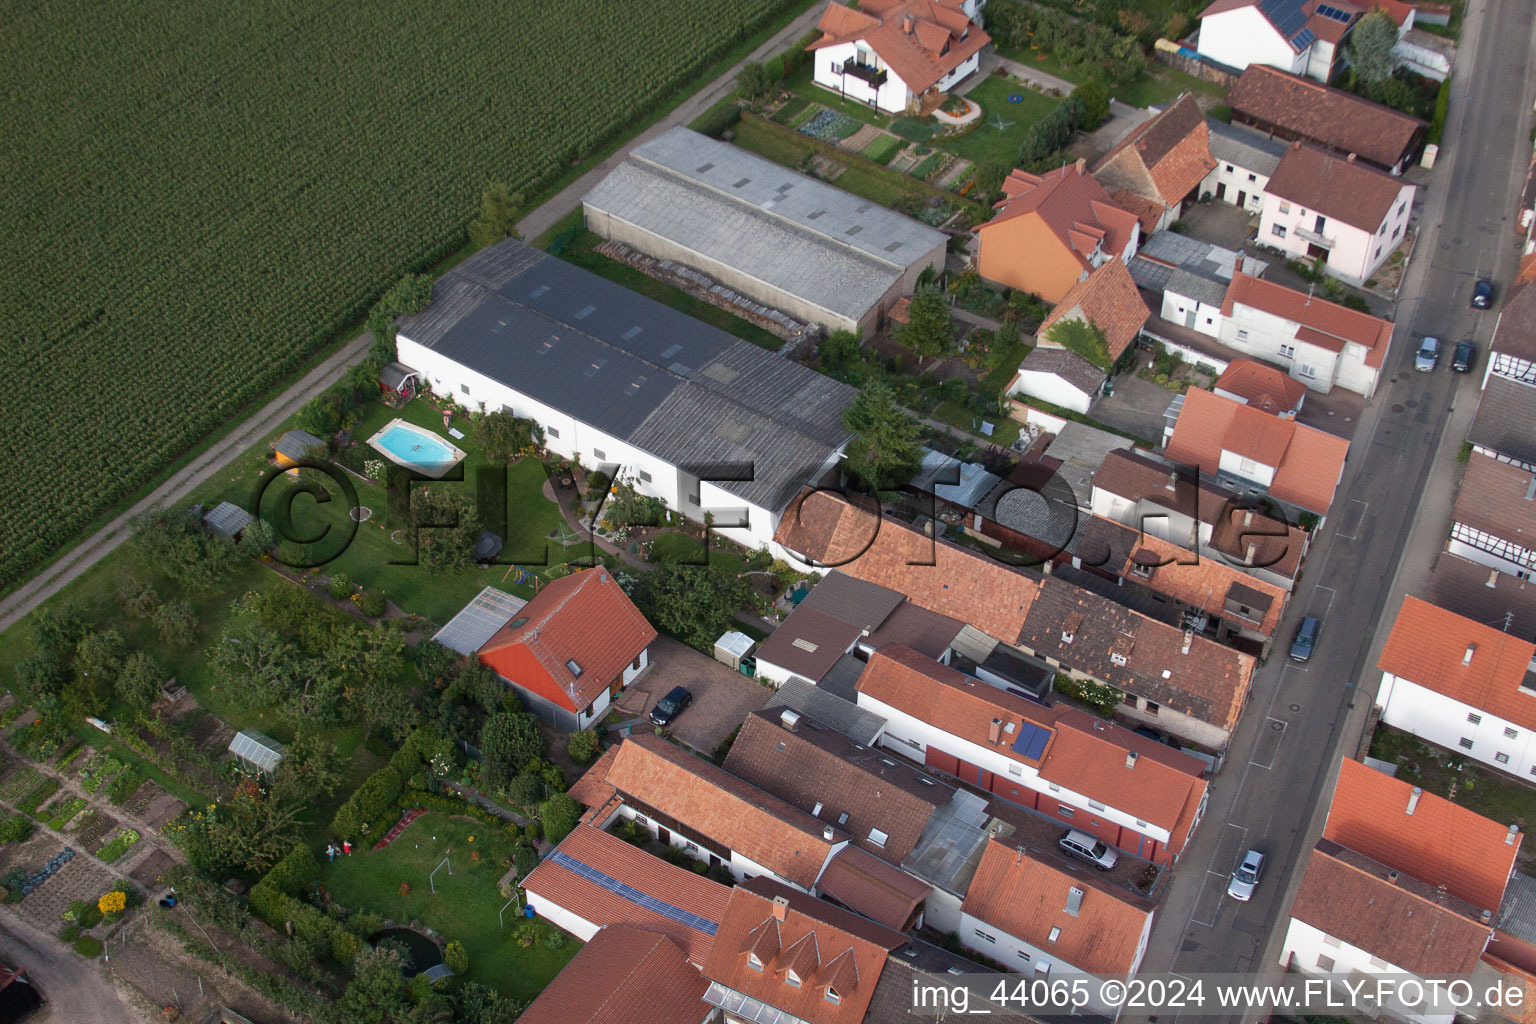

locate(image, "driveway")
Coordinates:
613 636 770 756
0 912 142 1024
1091 374 1175 443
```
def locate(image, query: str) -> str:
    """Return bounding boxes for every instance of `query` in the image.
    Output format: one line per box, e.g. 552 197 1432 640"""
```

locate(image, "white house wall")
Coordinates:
1012 370 1095 415
1448 523 1536 580
924 886 965 934
960 910 1153 1018
1161 289 1224 339
935 51 983 92
1091 489 1299 592
524 891 601 943
617 804 828 892
1377 671 1536 781
814 42 914 113
1280 917 1458 1024
1217 448 1279 488
1201 162 1270 213
1258 185 1414 286
1197 8 1310 75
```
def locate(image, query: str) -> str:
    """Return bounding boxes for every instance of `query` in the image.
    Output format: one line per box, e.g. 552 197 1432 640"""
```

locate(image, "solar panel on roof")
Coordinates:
1011 721 1051 760
548 850 720 934
1259 0 1310 40
1290 26 1316 47
1315 4 1353 21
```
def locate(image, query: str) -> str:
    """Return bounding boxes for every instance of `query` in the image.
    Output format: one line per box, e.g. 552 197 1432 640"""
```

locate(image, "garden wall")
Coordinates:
1151 40 1240 90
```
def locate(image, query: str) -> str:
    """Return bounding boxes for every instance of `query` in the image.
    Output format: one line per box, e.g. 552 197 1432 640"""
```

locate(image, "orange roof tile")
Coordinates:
1215 359 1309 413
570 745 622 808
962 840 1154 974
701 880 906 1024
1265 142 1411 234
980 162 1141 275
1222 273 1394 368
816 846 932 929
774 488 1041 641
602 735 841 889
522 824 733 965
1379 595 1536 731
1092 95 1217 209
1517 253 1536 285
1037 258 1151 362
479 567 657 712
1324 757 1521 911
1164 387 1349 514
1228 65 1426 172
810 0 991 96
519 924 710 1024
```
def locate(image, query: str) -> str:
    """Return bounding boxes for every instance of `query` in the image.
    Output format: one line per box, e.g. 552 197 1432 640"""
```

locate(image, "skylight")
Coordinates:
566 659 583 677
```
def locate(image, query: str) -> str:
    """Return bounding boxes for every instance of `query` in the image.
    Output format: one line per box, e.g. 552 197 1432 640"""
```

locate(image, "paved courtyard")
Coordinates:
612 636 771 755
1091 374 1176 443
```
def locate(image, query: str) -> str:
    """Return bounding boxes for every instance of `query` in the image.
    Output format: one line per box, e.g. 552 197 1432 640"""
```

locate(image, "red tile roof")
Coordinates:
702 879 906 1024
1228 65 1426 172
980 162 1141 274
521 823 733 965
962 840 1153 974
1452 453 1536 554
519 924 709 1024
1215 359 1309 413
479 568 657 713
810 0 992 96
1038 258 1151 363
774 488 1041 642
1264 142 1411 233
856 646 1209 846
1324 757 1521 911
1378 595 1536 731
1290 840 1492 975
570 745 622 808
1223 273 1394 369
1092 95 1217 209
816 846 932 929
1164 387 1350 514
602 735 841 890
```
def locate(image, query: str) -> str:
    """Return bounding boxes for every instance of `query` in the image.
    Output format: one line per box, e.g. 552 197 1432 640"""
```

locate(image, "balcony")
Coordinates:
836 61 888 88
1294 225 1336 249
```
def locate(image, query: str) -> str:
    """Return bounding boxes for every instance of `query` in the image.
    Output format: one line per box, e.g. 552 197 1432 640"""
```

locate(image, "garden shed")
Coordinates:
201 501 253 539
272 429 324 469
228 730 286 775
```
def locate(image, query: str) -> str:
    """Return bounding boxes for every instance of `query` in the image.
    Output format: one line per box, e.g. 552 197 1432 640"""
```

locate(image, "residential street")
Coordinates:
0 913 141 1024
1131 0 1536 1016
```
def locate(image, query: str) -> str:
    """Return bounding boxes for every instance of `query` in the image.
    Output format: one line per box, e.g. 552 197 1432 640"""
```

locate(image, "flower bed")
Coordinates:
97 829 140 864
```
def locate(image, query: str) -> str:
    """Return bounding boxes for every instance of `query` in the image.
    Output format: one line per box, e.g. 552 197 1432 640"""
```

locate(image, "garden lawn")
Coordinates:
321 813 577 1002
998 47 1225 108
938 76 1060 165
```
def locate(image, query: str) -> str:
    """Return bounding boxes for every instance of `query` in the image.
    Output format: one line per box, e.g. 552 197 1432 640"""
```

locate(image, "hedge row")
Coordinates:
249 844 362 966
330 766 403 843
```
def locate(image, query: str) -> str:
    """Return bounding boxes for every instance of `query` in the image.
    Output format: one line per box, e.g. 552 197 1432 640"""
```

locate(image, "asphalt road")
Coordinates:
1131 0 1536 1015
0 913 140 1024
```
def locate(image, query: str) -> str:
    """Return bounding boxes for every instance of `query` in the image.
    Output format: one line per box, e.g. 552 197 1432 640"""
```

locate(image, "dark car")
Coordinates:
1290 616 1321 662
1453 339 1477 374
1472 279 1494 309
649 686 693 727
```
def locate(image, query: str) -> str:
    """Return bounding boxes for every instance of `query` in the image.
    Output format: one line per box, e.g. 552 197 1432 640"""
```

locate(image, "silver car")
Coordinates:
1415 336 1440 372
1228 849 1265 901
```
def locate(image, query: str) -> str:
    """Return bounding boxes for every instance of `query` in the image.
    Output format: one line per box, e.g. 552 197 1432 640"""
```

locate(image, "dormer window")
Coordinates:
1131 561 1153 579
785 970 802 989
1111 652 1128 667
1061 629 1074 644
747 953 763 972
825 987 842 1005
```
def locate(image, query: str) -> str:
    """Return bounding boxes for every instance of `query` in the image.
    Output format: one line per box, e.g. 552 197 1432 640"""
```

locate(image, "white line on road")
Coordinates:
1337 501 1369 541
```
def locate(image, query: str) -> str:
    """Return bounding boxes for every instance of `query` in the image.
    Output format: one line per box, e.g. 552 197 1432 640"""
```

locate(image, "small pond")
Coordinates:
374 928 443 976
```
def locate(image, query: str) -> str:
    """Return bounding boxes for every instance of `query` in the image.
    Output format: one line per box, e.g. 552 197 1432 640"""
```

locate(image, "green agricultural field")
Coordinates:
0 0 805 595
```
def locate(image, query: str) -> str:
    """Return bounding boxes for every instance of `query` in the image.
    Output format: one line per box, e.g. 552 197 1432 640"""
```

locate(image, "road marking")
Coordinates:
1336 500 1369 541
1249 719 1288 770
1314 585 1337 619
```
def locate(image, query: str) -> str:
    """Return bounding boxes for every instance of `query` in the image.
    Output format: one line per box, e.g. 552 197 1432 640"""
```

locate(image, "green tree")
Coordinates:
841 380 923 493
895 286 954 362
1350 8 1399 84
12 651 66 709
152 599 198 646
271 731 344 806
467 182 522 250
479 712 544 791
1045 317 1113 371
539 793 581 845
646 565 750 650
475 410 541 464
567 729 601 765
130 508 242 589
1074 79 1111 132
28 601 88 656
116 578 159 618
444 940 469 975
74 629 125 692
237 517 276 559
817 329 863 376
736 61 771 102
411 487 482 575
353 678 419 745
114 652 162 715
341 945 410 1024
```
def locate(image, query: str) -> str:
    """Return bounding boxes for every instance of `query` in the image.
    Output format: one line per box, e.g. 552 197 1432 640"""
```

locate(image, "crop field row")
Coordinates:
0 0 800 590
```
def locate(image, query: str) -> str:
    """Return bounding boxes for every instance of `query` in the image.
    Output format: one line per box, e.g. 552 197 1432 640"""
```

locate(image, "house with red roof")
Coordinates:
809 0 990 115
1034 258 1151 369
1197 0 1415 83
1259 142 1415 287
1091 95 1217 233
961 840 1155 1017
519 925 711 1024
1376 594 1536 779
474 567 657 730
1214 359 1309 414
975 161 1142 304
854 645 1210 865
1213 272 1396 397
1163 386 1350 515
1280 758 1519 1021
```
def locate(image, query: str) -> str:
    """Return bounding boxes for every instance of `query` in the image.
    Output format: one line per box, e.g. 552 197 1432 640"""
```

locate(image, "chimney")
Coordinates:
1243 509 1254 527
1388 869 1399 884
822 825 835 842
1245 542 1257 566
988 718 1002 743
1126 751 1139 769
1407 787 1422 815
1166 471 1178 492
1075 157 1086 176
904 13 915 33
1464 644 1477 666
1488 570 1501 589
1525 477 1536 501
772 895 790 921
1508 825 1521 846
780 709 801 732
1181 629 1193 655
1347 152 1357 163
1482 909 1494 923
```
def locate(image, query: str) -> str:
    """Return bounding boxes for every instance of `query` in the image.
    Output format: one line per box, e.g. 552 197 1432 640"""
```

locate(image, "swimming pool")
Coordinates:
367 419 467 478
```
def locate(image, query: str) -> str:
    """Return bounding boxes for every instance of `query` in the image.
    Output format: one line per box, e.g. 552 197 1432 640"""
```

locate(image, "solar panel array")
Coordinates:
548 849 720 935
1010 721 1052 760
1290 27 1317 48
1314 4 1355 22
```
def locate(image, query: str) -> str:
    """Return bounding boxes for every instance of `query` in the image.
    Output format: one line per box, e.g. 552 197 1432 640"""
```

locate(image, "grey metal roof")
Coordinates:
1016 347 1107 398
202 501 253 538
1165 266 1229 307
902 788 992 894
397 239 856 513
976 473 1083 554
1041 422 1136 509
584 128 946 324
228 730 285 773
379 361 418 391
910 448 1004 508
273 429 323 461
433 586 527 655
1469 376 1536 469
1206 118 1289 178
1495 871 1536 945
765 678 887 746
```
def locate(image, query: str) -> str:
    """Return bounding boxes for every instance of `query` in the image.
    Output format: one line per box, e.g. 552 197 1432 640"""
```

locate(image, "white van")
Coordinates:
1058 829 1119 870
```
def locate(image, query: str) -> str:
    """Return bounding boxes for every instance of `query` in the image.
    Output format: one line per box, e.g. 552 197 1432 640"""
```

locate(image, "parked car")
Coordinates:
1415 336 1440 372
1058 829 1119 871
1453 339 1477 374
1472 278 1494 309
1227 849 1265 901
1290 616 1321 662
649 686 693 727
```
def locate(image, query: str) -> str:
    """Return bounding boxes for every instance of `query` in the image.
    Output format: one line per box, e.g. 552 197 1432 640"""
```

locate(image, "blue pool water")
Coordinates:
376 424 458 470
